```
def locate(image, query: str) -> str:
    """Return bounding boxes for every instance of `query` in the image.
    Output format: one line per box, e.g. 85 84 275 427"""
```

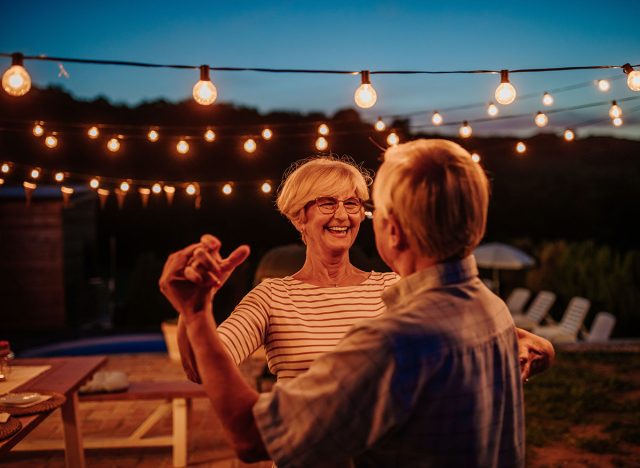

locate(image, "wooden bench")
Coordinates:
14 380 207 467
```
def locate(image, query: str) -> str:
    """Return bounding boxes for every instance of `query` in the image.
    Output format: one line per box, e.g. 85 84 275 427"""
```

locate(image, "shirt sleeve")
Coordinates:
252 324 424 468
218 280 271 365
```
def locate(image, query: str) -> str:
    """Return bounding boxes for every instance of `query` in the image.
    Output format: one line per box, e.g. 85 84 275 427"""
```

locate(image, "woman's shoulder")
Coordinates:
368 270 400 283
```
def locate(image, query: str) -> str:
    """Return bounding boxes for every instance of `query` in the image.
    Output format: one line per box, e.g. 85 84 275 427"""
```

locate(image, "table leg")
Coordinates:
60 392 86 468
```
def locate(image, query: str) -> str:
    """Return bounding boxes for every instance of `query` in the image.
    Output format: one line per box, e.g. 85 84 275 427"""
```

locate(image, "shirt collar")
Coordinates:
382 255 479 309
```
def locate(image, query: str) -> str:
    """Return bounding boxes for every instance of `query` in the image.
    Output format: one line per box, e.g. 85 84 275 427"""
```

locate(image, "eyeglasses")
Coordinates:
313 197 363 214
362 200 375 219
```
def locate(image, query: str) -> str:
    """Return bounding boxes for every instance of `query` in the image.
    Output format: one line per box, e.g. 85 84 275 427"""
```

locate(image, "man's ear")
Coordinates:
387 213 409 251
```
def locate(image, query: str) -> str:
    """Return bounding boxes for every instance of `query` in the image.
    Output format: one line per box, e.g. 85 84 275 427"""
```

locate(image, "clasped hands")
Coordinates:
159 234 250 318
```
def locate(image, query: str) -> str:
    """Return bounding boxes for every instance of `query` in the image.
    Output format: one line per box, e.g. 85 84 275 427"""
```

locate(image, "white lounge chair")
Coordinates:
585 312 616 343
513 290 556 330
533 297 591 343
505 287 531 315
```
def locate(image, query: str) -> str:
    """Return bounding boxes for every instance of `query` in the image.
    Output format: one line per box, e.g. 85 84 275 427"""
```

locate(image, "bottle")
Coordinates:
0 340 14 381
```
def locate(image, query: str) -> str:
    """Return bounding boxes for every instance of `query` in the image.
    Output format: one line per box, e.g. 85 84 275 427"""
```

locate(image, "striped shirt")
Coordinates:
218 271 399 381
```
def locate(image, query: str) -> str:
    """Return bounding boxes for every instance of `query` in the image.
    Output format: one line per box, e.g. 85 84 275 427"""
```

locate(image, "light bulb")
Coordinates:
459 121 472 138
597 79 610 92
204 129 216 142
176 139 190 154
613 117 623 127
87 126 99 139
516 142 526 154
33 123 44 137
623 64 640 91
164 185 175 194
487 103 499 117
262 128 273 140
542 92 554 106
152 183 162 194
2 53 31 96
222 183 233 195
244 138 257 153
45 135 58 148
120 181 130 192
89 178 100 189
318 123 329 135
30 168 40 179
354 71 377 109
386 132 399 146
564 129 575 141
192 65 218 105
54 172 65 182
374 117 386 131
261 182 272 193
147 130 159 142
431 111 443 126
495 70 516 105
1 163 10 174
534 111 548 128
315 136 328 151
471 153 481 163
107 138 121 152
186 183 197 195
609 101 622 119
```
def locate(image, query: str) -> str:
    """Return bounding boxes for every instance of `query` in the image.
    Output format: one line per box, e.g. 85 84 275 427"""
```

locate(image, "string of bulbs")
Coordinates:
2 52 640 109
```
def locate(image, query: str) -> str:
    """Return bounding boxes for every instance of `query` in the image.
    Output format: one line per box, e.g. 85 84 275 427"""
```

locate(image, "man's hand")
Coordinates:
517 328 555 382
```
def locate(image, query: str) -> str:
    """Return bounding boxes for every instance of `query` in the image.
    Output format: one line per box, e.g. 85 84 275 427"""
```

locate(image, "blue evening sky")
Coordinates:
2 0 640 138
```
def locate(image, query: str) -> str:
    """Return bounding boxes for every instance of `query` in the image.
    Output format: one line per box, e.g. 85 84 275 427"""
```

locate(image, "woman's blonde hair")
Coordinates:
373 139 490 260
276 155 372 225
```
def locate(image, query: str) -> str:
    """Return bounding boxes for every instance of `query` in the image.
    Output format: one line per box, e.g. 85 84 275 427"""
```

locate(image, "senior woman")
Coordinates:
168 156 554 384
175 156 398 383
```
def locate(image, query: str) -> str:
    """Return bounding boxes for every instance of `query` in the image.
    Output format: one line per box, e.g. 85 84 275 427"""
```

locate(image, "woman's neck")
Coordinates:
293 249 366 287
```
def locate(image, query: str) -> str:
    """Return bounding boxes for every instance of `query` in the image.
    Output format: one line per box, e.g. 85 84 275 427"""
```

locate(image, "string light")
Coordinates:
318 123 329 135
147 129 159 142
459 121 472 138
45 135 58 148
534 111 549 127
623 64 640 91
176 139 190 155
222 183 233 195
612 117 623 127
54 172 65 182
185 183 198 195
487 103 499 117
107 137 121 152
1 163 9 174
192 65 218 105
431 111 443 126
261 181 272 193
374 117 386 131
87 126 100 139
30 168 40 179
32 123 44 137
597 79 611 92
386 132 399 146
315 136 328 151
564 129 575 141
2 53 31 96
244 138 257 153
542 92 554 106
152 183 162 194
354 70 377 109
204 129 216 142
471 152 481 163
608 101 622 119
495 70 516 105
89 177 100 189
262 128 273 140
516 142 527 154
120 181 130 192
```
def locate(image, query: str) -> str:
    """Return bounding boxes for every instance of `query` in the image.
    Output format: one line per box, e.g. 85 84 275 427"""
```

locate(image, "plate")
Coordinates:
0 392 41 405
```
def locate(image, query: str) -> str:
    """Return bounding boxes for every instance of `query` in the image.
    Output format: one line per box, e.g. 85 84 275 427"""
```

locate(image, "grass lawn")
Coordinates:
525 351 640 467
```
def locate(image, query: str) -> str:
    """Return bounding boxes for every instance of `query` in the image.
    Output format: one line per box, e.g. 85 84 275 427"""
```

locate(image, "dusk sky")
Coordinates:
2 1 640 138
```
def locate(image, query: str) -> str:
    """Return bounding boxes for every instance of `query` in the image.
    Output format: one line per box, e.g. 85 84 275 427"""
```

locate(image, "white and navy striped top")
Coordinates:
218 271 399 381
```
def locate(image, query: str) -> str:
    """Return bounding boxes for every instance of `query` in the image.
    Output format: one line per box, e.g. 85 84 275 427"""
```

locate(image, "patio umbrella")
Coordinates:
473 242 535 295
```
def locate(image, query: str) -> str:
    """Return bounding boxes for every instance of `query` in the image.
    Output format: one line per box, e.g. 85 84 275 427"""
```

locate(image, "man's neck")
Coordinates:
392 249 438 278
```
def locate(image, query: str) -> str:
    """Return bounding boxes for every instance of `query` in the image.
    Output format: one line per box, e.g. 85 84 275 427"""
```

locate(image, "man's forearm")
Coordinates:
184 311 268 461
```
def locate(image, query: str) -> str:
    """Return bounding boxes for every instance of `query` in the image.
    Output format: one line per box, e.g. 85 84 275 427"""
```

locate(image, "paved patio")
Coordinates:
2 353 272 467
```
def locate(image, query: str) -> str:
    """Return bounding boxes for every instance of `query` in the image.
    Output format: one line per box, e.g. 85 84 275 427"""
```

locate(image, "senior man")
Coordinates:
160 139 544 467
